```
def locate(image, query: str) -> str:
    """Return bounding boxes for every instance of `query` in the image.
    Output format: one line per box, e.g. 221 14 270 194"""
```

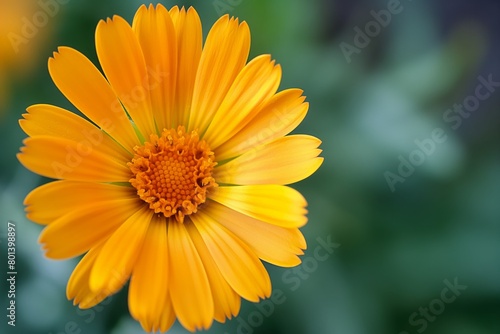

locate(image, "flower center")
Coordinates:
128 126 217 223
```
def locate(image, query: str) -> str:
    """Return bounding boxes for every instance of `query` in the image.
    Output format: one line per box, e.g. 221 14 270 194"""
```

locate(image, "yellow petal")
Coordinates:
186 221 241 323
203 55 281 150
90 206 152 294
158 294 176 333
191 211 271 302
67 243 109 309
216 135 323 185
132 4 177 130
129 216 174 333
189 15 250 135
20 104 131 162
18 136 131 182
48 47 139 150
95 15 156 138
209 185 308 228
39 198 141 259
25 181 136 225
169 6 202 126
203 200 306 267
215 89 308 161
168 220 213 331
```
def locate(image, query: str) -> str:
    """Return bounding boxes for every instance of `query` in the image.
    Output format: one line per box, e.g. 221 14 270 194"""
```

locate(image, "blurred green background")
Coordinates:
1 0 499 333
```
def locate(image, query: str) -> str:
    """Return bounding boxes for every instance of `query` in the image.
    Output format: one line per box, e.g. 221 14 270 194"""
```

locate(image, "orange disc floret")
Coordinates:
128 126 217 222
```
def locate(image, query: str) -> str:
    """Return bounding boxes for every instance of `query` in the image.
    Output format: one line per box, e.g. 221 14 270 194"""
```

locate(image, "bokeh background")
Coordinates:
1 0 499 333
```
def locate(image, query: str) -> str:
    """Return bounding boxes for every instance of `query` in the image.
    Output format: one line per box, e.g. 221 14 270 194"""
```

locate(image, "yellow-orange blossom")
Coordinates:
17 4 323 333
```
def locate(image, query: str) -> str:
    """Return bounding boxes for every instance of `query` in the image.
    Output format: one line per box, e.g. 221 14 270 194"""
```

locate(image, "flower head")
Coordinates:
18 4 323 332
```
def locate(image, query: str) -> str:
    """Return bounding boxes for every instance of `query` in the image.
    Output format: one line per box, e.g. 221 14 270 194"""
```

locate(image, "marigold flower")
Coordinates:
18 4 323 332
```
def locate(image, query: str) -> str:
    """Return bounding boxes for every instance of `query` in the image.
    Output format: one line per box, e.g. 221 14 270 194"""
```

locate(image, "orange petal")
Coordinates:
191 211 271 302
39 198 141 259
95 15 156 138
24 181 136 225
203 55 281 150
169 6 202 127
48 47 139 150
209 185 308 228
186 221 241 323
168 220 214 331
18 136 131 182
215 89 308 161
90 206 152 295
215 135 323 185
158 294 176 333
132 4 177 130
189 15 250 135
129 216 174 333
203 200 306 267
20 104 131 162
67 243 109 309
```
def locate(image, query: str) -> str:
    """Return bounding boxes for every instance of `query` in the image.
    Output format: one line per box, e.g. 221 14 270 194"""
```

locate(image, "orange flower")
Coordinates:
18 4 323 332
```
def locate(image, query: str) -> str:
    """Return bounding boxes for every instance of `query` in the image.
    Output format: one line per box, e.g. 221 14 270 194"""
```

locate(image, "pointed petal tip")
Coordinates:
155 3 167 11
